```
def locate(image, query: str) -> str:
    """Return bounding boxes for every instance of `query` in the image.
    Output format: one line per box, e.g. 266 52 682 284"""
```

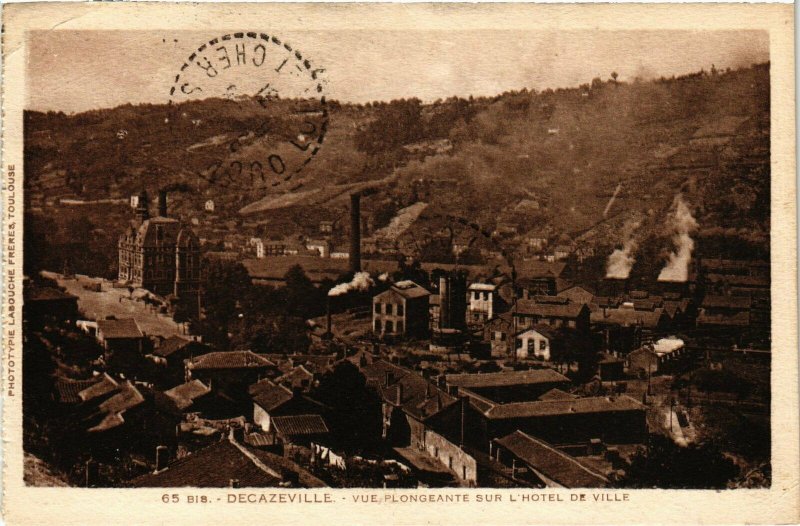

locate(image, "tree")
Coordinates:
284 264 322 319
611 71 619 84
312 361 383 453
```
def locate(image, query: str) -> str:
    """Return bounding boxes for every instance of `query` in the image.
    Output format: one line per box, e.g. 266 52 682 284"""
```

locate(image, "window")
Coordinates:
374 319 382 332
386 320 394 333
396 321 404 333
540 340 547 351
375 302 381 314
397 303 404 316
568 320 576 329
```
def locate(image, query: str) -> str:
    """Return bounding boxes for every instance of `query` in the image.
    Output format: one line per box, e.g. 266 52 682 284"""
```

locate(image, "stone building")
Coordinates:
118 190 201 316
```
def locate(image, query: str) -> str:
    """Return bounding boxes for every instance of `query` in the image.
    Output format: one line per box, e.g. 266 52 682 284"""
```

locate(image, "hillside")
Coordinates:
24 63 770 277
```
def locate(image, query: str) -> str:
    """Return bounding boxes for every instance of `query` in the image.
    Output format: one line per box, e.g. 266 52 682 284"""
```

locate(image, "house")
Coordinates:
204 200 215 212
53 376 102 404
515 325 554 361
23 284 79 323
151 336 210 384
597 353 625 381
468 283 499 325
130 435 327 488
558 285 595 306
360 360 475 486
514 297 590 334
95 318 147 360
627 337 688 376
484 313 513 358
186 351 276 404
319 220 334 235
589 301 671 354
84 380 146 433
306 239 331 258
697 295 752 330
276 365 316 392
492 431 609 488
552 244 573 261
271 415 330 446
445 369 570 404
514 260 569 296
469 395 647 448
372 280 431 338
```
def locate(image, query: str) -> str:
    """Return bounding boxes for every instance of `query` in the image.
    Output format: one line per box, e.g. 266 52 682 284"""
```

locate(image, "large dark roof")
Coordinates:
494 431 609 488
153 336 193 358
188 351 275 371
87 381 145 432
589 306 667 328
96 318 144 339
514 260 567 279
130 439 327 488
446 369 569 389
24 286 77 302
249 379 294 412
361 360 457 421
375 281 431 301
483 395 645 420
515 299 587 319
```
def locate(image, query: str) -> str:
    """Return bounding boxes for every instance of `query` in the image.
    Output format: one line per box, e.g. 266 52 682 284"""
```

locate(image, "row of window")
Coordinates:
517 316 577 329
471 291 492 301
375 319 404 333
374 302 404 316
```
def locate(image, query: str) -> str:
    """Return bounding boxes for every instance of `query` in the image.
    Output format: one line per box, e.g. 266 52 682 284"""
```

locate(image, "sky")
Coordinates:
27 29 769 113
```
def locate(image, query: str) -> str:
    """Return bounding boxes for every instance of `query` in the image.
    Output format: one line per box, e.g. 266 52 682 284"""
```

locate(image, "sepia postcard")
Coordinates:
1 2 797 525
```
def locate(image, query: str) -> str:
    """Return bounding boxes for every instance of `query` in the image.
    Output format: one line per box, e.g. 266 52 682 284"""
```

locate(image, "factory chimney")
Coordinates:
158 190 168 217
350 193 361 273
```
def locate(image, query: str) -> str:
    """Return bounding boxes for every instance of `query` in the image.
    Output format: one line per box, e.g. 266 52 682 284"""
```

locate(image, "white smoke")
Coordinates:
328 271 375 297
378 272 390 282
658 196 698 282
605 220 641 279
603 183 623 218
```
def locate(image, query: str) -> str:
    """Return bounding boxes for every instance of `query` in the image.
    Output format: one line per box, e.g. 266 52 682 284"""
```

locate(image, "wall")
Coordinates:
424 429 478 486
254 403 271 432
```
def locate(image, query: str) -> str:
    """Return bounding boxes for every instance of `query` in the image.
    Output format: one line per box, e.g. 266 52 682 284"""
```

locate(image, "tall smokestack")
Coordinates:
158 190 168 217
350 193 361 273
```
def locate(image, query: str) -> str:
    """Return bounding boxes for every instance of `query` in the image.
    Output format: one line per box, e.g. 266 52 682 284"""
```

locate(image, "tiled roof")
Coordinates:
88 381 145 432
697 311 751 327
249 379 294 412
701 295 752 310
515 300 586 319
78 373 119 402
390 281 431 299
484 395 645 420
271 415 329 436
188 351 275 370
54 377 98 404
130 440 326 488
538 388 577 401
165 380 211 411
97 318 143 339
446 369 569 389
276 366 314 385
153 336 192 358
361 360 457 421
589 307 666 328
494 431 609 488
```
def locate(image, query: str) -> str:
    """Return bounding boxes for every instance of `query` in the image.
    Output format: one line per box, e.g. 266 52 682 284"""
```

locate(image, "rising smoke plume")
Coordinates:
328 272 375 297
658 195 698 282
605 220 641 279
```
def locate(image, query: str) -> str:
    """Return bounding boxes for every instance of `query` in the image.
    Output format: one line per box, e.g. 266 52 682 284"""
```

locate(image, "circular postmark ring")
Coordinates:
169 32 328 191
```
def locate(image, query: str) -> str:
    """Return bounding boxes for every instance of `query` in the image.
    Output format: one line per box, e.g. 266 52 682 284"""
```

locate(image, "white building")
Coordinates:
204 200 215 212
468 283 498 324
515 327 552 361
